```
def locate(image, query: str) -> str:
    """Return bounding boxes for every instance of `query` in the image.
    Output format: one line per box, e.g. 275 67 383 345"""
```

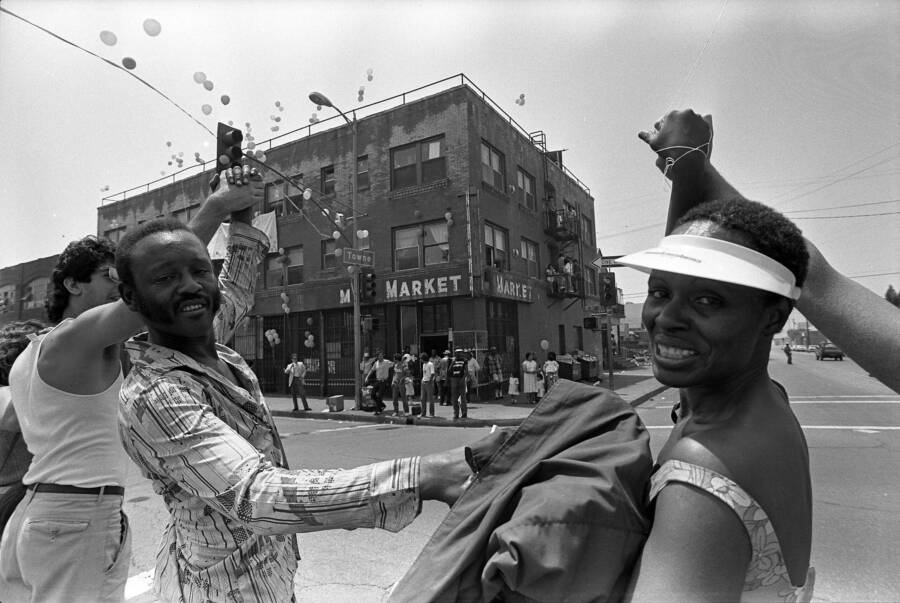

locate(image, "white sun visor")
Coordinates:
616 234 801 300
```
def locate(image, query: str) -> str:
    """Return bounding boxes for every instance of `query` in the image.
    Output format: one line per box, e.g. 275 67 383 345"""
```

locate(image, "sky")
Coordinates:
2 0 898 324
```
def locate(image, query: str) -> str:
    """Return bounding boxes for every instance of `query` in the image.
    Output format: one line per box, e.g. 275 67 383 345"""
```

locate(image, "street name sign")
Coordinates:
342 248 374 267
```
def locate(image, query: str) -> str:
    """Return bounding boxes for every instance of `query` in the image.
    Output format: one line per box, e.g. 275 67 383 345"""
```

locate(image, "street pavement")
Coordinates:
264 365 668 426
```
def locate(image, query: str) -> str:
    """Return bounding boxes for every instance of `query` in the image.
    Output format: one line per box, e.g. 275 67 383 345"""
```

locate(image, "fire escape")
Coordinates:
530 130 586 311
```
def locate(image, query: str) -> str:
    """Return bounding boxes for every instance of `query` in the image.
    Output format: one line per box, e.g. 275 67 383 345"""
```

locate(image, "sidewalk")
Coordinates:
267 367 668 427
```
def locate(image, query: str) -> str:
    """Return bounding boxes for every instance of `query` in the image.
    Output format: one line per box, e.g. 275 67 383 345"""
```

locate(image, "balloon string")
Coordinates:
0 6 215 138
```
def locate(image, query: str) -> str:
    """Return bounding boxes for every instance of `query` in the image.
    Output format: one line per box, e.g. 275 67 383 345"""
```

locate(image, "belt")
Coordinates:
27 483 125 496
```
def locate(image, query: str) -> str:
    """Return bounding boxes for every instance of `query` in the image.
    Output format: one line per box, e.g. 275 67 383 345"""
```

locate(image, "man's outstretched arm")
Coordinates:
640 109 900 393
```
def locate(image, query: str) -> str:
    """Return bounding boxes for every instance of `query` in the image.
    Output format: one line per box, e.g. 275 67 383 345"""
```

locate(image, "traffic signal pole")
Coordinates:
351 114 362 410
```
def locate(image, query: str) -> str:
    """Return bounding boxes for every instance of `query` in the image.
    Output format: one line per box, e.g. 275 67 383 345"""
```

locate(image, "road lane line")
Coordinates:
311 424 382 434
644 425 900 430
790 400 900 404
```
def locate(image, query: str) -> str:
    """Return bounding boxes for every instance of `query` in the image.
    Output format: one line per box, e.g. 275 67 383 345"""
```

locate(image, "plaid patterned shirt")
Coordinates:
118 223 421 602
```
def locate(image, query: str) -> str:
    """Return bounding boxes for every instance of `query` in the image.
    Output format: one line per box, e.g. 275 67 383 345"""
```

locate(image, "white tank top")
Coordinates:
10 323 129 487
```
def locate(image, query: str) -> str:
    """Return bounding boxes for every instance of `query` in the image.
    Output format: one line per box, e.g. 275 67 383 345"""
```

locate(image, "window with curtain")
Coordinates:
393 221 449 270
516 167 536 210
481 141 505 190
322 239 336 269
520 237 539 278
484 222 508 270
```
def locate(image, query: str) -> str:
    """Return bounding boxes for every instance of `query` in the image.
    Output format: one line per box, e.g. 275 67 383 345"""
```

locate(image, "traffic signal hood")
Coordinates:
360 269 377 301
216 122 243 172
599 272 617 307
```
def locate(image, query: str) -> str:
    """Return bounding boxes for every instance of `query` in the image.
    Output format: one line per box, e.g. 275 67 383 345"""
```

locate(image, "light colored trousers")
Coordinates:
0 489 131 602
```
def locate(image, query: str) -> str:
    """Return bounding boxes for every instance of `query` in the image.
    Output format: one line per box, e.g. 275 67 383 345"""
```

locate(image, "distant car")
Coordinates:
815 342 844 361
791 344 808 352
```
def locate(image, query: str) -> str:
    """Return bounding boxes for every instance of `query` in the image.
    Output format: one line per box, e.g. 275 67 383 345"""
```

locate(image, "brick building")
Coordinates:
96 75 608 397
0 255 59 328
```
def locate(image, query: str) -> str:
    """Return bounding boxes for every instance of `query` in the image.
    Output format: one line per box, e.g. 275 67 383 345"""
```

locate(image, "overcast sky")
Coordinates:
2 0 898 319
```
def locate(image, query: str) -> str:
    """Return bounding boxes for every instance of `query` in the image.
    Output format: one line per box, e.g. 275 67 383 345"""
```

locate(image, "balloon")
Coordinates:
367 74 373 82
220 95 230 105
143 19 162 36
247 141 256 150
303 188 312 200
201 104 212 115
203 80 214 91
332 230 341 240
256 152 267 162
307 317 314 326
99 30 117 46
178 151 183 157
274 116 281 122
334 248 343 257
271 126 279 132
275 100 281 107
540 339 549 351
122 57 137 70
193 72 206 83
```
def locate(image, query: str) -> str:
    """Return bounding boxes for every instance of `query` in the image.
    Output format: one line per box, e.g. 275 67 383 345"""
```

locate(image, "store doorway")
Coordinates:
421 334 449 357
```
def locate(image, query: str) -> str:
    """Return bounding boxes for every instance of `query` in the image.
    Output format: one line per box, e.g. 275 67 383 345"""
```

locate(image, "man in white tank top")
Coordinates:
0 166 263 603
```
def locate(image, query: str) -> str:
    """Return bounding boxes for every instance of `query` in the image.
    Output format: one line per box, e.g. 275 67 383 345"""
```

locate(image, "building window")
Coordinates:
265 174 305 215
575 325 584 351
321 165 335 195
520 237 539 278
357 156 369 191
585 267 597 296
558 324 567 355
421 301 451 332
390 136 446 189
0 285 15 314
581 215 594 247
516 167 536 210
103 226 126 243
23 277 49 310
322 239 337 269
265 255 284 288
484 222 508 271
393 221 449 271
481 141 505 190
284 245 304 285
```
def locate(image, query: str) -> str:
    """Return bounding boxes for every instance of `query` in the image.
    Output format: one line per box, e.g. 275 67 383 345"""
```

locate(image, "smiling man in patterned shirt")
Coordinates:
114 193 472 602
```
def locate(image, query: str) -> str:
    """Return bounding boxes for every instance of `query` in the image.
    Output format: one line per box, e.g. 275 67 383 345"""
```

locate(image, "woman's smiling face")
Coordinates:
642 270 774 389
641 220 786 389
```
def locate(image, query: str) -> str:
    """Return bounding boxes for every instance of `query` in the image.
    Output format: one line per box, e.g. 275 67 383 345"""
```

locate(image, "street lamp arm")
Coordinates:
308 91 350 124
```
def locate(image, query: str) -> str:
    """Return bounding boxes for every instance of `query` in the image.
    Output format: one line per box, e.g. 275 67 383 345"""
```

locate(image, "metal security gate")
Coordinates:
323 309 354 396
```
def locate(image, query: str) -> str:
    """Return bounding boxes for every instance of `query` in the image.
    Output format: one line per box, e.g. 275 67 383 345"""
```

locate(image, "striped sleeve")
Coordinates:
123 378 421 534
213 221 269 344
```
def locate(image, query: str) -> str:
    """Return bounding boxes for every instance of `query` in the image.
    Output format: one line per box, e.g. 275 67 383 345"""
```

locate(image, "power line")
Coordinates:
792 210 900 220
783 199 900 214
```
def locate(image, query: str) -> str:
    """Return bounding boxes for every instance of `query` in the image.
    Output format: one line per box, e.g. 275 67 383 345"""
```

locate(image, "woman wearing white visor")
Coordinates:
619 192 815 599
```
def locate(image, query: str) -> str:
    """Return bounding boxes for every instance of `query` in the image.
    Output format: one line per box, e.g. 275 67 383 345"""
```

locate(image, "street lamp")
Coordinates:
309 91 362 409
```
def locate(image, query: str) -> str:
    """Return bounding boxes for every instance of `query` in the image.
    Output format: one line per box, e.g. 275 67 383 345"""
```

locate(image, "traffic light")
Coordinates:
599 272 617 307
359 268 377 302
583 316 599 330
216 122 243 172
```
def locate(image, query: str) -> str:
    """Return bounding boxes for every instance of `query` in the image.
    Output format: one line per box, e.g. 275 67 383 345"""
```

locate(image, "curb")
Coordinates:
269 381 671 426
629 383 671 408
269 408 525 428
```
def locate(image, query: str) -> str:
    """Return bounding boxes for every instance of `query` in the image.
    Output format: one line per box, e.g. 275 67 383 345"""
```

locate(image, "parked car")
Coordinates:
815 342 844 361
791 344 808 352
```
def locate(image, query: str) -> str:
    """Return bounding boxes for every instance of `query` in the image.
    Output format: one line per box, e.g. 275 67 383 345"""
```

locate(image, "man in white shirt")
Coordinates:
420 353 435 418
284 353 310 411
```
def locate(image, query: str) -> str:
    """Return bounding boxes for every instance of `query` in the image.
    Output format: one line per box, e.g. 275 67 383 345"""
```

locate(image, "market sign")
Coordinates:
385 273 467 300
488 272 534 302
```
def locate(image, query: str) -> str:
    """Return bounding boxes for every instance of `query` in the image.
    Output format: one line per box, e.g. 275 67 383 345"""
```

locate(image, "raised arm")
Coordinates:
40 168 264 388
641 110 900 392
795 240 900 392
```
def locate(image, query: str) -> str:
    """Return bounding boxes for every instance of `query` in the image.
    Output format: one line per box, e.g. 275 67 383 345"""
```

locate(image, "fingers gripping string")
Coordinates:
655 136 712 180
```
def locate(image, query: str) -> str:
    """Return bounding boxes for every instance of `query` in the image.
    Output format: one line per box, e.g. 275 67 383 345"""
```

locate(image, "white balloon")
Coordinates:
143 19 162 37
201 104 212 115
100 30 117 46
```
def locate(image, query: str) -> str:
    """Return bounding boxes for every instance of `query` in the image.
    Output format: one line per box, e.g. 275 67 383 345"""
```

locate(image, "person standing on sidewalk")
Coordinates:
448 350 469 420
284 353 310 412
437 350 450 406
542 351 560 392
783 342 793 365
391 353 410 416
466 350 481 404
521 352 539 405
485 347 504 400
420 353 435 418
366 350 391 414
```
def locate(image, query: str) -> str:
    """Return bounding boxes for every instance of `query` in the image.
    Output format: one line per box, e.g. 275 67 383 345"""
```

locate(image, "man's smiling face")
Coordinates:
123 229 221 341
